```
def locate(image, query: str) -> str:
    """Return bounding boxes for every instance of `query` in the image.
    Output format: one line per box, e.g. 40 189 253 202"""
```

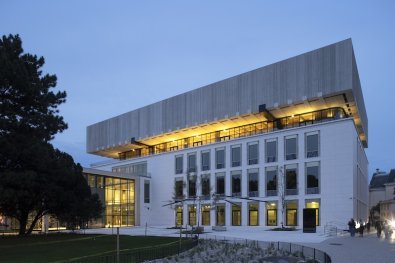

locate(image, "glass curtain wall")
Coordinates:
105 178 135 227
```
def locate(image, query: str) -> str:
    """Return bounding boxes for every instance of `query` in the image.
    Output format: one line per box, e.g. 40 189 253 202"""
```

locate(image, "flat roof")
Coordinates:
87 39 367 157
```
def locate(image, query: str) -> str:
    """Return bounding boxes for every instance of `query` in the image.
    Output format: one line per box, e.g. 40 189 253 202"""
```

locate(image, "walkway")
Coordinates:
300 232 395 263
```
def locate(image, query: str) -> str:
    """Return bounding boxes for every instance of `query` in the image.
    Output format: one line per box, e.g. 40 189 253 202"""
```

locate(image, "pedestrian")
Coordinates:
358 220 365 237
376 220 382 238
366 221 371 233
383 221 392 239
348 218 356 237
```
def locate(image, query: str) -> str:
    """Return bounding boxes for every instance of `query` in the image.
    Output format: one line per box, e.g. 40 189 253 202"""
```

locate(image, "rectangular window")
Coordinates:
306 132 319 158
266 202 277 226
216 172 225 196
201 174 210 198
175 179 184 199
188 206 196 226
201 204 211 225
216 204 225 226
187 153 196 173
285 135 297 160
248 142 259 165
231 171 242 197
306 199 320 226
201 151 210 171
266 139 277 163
286 201 298 226
306 162 320 194
144 180 150 203
97 176 104 188
87 174 96 188
216 148 225 169
266 166 277 196
188 175 196 197
232 204 241 226
248 168 259 197
248 203 259 226
231 145 241 167
175 155 183 174
176 206 183 226
285 164 298 195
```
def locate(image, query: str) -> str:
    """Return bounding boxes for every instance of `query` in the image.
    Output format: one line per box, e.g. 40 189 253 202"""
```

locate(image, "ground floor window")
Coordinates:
105 178 135 227
216 204 225 226
188 206 196 226
266 202 277 226
176 206 183 226
201 204 210 225
286 200 298 226
248 203 259 226
306 199 320 226
232 204 241 226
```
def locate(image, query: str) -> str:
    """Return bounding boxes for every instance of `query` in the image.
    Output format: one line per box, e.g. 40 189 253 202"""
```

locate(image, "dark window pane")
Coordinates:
216 176 225 195
175 156 183 174
144 181 150 203
231 147 241 167
216 149 225 169
306 134 319 158
285 137 297 160
188 154 196 173
201 151 210 171
266 141 277 162
232 173 241 196
175 180 184 199
248 143 259 165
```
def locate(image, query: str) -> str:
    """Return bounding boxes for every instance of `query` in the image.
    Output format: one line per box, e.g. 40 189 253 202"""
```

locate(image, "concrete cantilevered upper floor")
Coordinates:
87 39 367 158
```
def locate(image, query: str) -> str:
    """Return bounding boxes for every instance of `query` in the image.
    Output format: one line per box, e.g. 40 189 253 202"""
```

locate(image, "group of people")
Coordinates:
374 220 393 239
347 218 368 237
348 218 393 239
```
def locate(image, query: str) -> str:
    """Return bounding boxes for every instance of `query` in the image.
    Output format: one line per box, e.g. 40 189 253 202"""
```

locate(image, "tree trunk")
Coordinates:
18 213 28 236
26 211 44 235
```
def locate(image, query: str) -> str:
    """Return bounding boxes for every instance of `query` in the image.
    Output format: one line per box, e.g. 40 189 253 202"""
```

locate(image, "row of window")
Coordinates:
175 199 320 227
175 132 319 174
175 162 320 199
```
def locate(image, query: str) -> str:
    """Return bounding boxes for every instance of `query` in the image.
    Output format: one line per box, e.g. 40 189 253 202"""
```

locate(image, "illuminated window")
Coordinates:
216 204 225 226
232 204 241 226
176 206 183 226
201 205 211 225
306 199 320 226
188 206 196 226
249 203 259 226
286 200 298 226
266 202 277 226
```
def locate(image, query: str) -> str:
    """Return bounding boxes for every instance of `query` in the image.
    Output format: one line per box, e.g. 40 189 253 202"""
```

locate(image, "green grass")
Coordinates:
0 233 178 262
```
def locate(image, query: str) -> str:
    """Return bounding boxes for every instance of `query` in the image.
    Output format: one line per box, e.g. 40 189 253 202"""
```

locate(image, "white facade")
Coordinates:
91 118 369 229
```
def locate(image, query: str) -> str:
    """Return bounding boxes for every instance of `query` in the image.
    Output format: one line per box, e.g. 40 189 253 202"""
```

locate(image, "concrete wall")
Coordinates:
87 39 368 153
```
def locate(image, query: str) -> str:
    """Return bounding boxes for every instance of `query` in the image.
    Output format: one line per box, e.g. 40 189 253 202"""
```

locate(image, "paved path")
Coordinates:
300 232 395 263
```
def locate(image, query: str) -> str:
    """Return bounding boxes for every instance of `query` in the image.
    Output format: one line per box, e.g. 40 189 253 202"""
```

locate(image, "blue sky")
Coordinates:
1 0 394 177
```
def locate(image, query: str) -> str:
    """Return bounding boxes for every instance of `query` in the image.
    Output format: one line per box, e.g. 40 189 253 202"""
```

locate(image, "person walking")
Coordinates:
348 218 356 237
358 220 365 237
376 220 382 238
366 221 371 233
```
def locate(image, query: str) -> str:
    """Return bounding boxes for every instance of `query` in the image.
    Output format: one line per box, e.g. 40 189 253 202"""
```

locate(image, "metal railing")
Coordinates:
201 234 331 263
69 238 198 263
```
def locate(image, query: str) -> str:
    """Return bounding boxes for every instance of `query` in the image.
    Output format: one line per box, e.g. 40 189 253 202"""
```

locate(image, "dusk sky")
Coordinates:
1 1 394 177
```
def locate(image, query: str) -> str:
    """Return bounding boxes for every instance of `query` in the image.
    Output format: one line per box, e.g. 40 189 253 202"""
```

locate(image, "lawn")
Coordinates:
0 233 178 262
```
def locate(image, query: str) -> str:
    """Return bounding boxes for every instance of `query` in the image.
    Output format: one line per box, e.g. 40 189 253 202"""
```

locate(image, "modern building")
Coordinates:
86 39 369 229
369 169 395 222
